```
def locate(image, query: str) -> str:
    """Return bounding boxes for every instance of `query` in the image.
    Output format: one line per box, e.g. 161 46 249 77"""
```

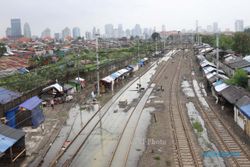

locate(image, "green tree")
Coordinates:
0 43 6 56
151 32 161 41
201 34 234 50
201 35 215 47
220 35 234 50
233 32 250 56
244 28 250 34
226 69 248 88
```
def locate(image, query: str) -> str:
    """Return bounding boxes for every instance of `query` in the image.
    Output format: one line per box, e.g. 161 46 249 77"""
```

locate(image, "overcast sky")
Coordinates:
1 0 249 37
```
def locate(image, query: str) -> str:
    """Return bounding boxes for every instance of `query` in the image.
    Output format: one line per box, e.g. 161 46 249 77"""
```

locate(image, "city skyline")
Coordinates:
3 20 249 40
1 0 250 37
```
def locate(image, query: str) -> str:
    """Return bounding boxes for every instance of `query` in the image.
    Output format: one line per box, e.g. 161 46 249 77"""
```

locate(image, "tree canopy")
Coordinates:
0 43 6 56
201 34 234 50
151 32 161 41
232 32 250 56
226 69 248 88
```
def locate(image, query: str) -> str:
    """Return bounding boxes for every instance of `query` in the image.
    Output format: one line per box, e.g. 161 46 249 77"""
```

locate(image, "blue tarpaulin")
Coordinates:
20 96 42 111
0 88 21 105
111 72 121 79
0 134 17 153
0 124 24 154
126 66 133 71
138 60 145 66
17 68 29 74
32 106 45 128
240 104 250 120
19 96 44 128
6 106 19 128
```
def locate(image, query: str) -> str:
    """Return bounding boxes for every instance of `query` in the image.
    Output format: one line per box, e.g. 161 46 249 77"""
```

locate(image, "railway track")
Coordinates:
48 53 176 167
107 50 175 167
189 50 250 166
38 61 159 167
168 50 203 167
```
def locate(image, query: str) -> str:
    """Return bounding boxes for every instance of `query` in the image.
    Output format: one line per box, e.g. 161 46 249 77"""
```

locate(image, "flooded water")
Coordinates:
125 107 155 167
192 79 210 110
41 103 99 167
186 102 225 167
41 51 176 167
200 82 207 97
181 80 195 97
63 51 174 167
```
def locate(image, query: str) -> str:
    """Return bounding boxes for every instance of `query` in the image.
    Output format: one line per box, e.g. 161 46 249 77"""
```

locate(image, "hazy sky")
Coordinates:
1 0 249 37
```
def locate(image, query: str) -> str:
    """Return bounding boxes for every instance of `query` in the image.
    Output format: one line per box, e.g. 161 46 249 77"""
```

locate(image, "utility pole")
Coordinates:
163 33 166 52
96 34 100 97
216 33 219 81
155 37 157 56
196 20 199 45
138 38 141 86
76 48 80 92
77 53 80 82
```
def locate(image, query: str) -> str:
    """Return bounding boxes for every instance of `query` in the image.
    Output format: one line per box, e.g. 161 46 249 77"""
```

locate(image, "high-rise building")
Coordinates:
206 25 213 33
118 24 124 38
23 23 31 38
41 28 51 38
235 20 244 32
97 29 100 36
134 24 142 37
85 31 91 40
213 22 219 33
162 24 166 32
92 27 97 39
5 27 12 38
11 18 22 39
125 29 131 38
72 27 81 39
143 28 149 39
148 28 153 37
113 28 119 38
62 27 71 39
54 33 61 41
105 24 114 38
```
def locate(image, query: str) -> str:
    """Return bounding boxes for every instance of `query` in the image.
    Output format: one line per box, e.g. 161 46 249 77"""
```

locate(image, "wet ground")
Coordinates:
138 48 250 167
58 60 163 167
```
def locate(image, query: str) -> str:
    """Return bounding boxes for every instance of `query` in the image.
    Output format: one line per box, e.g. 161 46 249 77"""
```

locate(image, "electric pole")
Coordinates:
138 38 141 86
216 33 219 81
96 34 100 97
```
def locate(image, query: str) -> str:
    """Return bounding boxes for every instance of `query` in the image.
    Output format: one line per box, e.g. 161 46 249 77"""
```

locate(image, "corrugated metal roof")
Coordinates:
214 83 229 92
101 76 114 83
0 87 21 105
19 96 42 110
227 59 250 69
236 96 250 108
0 124 25 153
240 104 250 119
221 86 248 104
42 83 63 92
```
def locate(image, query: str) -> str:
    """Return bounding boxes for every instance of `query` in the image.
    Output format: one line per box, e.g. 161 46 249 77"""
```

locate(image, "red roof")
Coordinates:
0 56 30 71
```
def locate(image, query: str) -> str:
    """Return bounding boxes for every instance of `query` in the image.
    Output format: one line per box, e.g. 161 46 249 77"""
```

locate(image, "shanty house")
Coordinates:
234 96 250 137
17 96 44 128
0 88 21 127
0 124 26 163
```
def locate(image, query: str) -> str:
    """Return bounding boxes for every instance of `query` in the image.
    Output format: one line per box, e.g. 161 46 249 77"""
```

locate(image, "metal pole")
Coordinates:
76 49 80 92
164 33 166 52
96 34 100 97
138 39 141 86
155 37 157 56
216 33 219 81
